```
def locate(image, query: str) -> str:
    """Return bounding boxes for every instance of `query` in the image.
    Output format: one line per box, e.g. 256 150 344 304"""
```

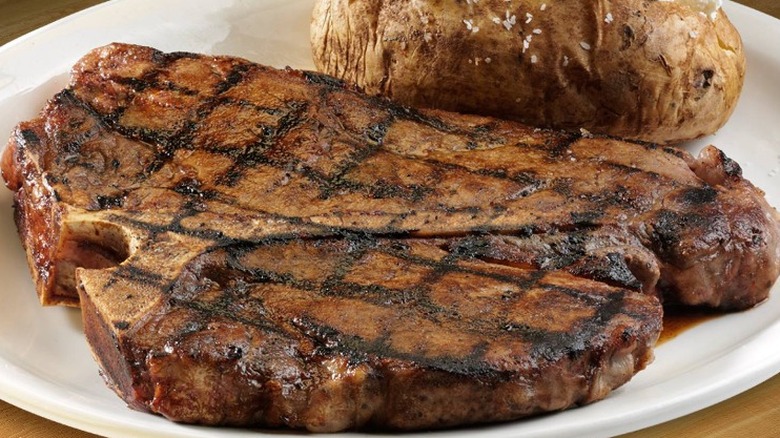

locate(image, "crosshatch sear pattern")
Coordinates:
2 43 778 431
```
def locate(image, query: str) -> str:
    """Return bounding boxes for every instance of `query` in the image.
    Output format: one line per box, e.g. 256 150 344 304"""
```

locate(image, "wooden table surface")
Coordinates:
1 1 779 437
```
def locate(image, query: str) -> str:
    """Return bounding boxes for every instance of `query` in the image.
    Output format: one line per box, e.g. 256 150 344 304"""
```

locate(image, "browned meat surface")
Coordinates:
2 43 779 431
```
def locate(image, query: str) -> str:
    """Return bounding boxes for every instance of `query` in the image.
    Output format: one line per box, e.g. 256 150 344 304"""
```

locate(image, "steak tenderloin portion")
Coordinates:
2 43 779 431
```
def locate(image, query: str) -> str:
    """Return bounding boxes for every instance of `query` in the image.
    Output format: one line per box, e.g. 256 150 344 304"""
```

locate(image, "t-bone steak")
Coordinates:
2 43 779 432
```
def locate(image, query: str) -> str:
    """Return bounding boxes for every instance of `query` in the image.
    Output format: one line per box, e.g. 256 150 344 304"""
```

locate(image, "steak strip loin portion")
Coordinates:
2 43 779 432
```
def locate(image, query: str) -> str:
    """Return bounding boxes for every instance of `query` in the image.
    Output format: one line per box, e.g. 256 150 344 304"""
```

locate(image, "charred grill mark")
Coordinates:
104 214 229 246
296 287 630 372
115 75 201 98
193 105 436 202
113 76 153 93
512 291 627 362
216 100 309 187
193 110 277 159
365 92 533 154
468 123 504 146
219 237 430 308
439 205 483 218
19 128 41 145
375 236 551 317
679 186 718 206
164 231 557 323
216 142 269 186
437 230 644 293
173 177 218 212
515 225 537 238
472 167 508 179
535 233 587 270
213 98 285 118
293 317 384 365
51 89 106 144
441 235 492 263
542 132 580 159
473 168 549 198
105 264 167 289
141 120 198 175
163 50 201 62
650 209 697 252
570 210 604 226
169 296 286 336
568 253 643 290
312 115 393 190
77 59 256 184
550 177 574 196
318 234 380 294
173 177 217 200
502 321 591 362
368 181 433 202
301 70 348 89
368 95 457 133
309 151 387 200
365 121 389 145
322 281 422 307
293 316 513 378
601 252 644 290
95 194 126 210
582 185 636 210
102 175 609 298
662 146 687 159
379 236 548 290
647 208 722 264
103 198 336 248
98 116 192 177
501 271 547 298
214 63 253 95
509 170 544 189
95 49 186 124
190 263 277 321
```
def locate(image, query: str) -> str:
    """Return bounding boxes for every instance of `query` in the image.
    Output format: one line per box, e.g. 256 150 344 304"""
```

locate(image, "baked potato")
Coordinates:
311 0 746 144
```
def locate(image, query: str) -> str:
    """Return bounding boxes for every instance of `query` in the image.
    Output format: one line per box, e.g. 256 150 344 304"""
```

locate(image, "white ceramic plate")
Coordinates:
1 1 779 437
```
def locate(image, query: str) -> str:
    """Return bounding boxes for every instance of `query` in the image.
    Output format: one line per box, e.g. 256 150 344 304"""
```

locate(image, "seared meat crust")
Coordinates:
2 43 778 431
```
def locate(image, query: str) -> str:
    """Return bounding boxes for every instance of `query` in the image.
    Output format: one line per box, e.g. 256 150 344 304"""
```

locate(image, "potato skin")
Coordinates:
311 0 746 144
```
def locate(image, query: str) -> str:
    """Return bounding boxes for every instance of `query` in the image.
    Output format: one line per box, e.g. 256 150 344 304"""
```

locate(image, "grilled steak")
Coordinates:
2 43 779 431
